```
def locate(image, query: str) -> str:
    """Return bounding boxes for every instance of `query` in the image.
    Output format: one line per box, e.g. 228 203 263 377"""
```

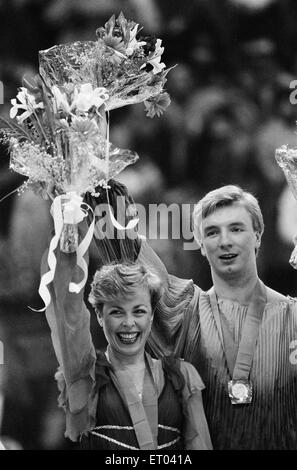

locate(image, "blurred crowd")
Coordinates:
1 0 297 449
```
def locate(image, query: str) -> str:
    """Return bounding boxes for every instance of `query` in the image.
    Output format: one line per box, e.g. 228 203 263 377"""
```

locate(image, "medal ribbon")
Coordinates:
110 355 158 450
208 280 267 380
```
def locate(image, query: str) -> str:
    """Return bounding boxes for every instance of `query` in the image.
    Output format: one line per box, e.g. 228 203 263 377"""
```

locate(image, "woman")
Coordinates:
47 252 212 450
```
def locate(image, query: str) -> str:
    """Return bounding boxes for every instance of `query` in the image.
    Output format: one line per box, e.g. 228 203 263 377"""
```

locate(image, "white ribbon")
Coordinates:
34 192 94 312
108 207 139 231
62 191 86 224
69 202 95 294
104 111 139 231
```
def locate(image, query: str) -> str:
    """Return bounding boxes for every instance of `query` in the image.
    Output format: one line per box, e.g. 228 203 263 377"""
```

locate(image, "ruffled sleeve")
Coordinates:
54 367 97 442
41 247 97 441
179 361 213 450
137 239 201 357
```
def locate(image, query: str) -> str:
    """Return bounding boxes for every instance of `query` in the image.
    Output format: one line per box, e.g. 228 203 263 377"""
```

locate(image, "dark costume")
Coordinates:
80 354 184 450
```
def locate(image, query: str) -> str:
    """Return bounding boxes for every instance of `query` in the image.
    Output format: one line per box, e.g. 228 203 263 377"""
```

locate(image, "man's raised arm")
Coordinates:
84 180 200 357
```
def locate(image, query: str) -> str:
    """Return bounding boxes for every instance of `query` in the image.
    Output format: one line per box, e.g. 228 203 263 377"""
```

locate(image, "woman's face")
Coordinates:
99 286 153 360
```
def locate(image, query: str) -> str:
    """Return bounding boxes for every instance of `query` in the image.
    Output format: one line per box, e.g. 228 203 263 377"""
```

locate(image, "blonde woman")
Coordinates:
45 250 212 450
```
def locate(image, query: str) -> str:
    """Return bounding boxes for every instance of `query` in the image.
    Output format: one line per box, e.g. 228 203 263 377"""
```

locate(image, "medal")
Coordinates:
228 379 253 405
208 282 266 406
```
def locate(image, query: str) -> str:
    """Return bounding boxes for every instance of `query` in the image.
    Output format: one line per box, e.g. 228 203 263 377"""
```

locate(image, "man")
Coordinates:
44 183 297 449
122 184 297 449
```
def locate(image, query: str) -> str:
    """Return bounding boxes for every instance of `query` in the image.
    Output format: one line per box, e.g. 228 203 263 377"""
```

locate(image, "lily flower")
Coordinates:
145 39 166 74
51 86 71 114
126 24 146 56
10 87 44 122
73 84 109 112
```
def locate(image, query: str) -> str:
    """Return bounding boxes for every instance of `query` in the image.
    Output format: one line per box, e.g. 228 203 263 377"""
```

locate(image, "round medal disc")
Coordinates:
232 382 248 399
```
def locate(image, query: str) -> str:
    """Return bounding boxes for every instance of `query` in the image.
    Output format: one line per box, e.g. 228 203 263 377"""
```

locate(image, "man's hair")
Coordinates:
192 185 264 247
89 262 163 313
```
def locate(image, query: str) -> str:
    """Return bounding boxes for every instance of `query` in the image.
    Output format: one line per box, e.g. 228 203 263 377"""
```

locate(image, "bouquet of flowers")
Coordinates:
275 144 297 268
39 12 172 116
4 78 138 192
1 12 173 308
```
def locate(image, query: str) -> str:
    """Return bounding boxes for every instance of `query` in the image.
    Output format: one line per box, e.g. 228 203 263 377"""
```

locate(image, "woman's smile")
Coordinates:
116 332 140 344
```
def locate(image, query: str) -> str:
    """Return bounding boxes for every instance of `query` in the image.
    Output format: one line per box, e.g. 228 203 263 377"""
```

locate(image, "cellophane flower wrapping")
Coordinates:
38 12 172 114
275 144 297 268
3 82 139 198
1 12 173 253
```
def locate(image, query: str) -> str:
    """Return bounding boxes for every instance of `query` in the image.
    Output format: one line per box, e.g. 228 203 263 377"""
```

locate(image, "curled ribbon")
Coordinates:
108 205 139 231
104 111 139 231
69 202 95 294
34 192 94 312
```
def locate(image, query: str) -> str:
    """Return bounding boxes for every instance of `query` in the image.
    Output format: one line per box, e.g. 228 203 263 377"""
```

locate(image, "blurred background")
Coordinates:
1 0 297 449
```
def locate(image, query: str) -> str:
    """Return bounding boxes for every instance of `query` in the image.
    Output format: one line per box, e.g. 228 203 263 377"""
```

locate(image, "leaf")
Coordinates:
0 116 33 142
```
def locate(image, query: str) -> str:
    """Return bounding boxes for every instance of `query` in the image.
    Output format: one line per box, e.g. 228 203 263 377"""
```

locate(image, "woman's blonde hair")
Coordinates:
89 262 163 313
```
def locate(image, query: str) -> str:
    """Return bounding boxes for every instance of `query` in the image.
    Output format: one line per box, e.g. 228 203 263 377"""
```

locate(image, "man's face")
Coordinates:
200 202 260 280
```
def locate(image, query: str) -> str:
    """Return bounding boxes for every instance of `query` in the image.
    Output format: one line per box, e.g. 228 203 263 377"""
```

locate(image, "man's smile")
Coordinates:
219 253 238 261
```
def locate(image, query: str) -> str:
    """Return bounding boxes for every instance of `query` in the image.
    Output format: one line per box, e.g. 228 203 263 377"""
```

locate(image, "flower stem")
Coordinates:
32 109 49 145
